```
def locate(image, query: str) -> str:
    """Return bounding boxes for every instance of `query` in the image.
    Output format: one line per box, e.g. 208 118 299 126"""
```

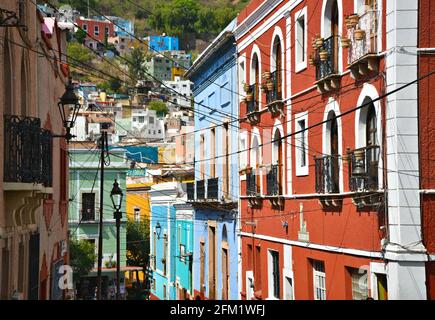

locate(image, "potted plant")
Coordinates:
244 83 250 92
345 16 353 29
354 28 365 41
261 83 268 93
316 36 324 48
341 36 350 48
308 55 316 66
312 38 318 50
262 71 271 80
319 49 328 61
266 80 274 91
246 92 254 101
349 13 359 27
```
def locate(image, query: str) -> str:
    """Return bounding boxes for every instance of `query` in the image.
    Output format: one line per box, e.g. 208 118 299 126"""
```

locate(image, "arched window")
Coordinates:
251 53 260 111
4 38 12 114
322 0 340 73
272 36 283 100
272 128 283 194
366 102 377 147
250 134 261 194
326 111 340 193
21 53 28 116
222 224 228 243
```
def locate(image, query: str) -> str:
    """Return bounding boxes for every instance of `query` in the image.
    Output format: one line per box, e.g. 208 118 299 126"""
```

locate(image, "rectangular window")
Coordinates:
105 26 109 35
200 134 205 180
82 193 95 221
134 207 140 222
163 234 168 275
295 112 309 176
138 116 145 123
255 246 262 290
163 284 167 299
268 250 280 299
83 24 87 31
94 25 99 36
210 128 216 178
348 267 369 300
247 244 253 270
149 117 155 124
295 7 307 72
313 260 326 300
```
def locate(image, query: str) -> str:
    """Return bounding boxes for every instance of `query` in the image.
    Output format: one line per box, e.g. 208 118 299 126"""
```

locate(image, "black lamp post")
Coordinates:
110 179 123 300
155 222 162 239
53 78 81 142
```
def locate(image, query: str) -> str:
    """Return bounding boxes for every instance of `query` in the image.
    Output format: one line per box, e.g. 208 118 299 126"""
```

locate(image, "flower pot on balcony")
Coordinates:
341 37 350 48
244 83 250 92
345 16 353 29
262 71 271 80
319 50 328 61
308 56 316 66
354 149 365 162
312 38 318 50
246 93 254 101
266 81 274 91
354 29 365 41
316 37 324 48
349 14 359 27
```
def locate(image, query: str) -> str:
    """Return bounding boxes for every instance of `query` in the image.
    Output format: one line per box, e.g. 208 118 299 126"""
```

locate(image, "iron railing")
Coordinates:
316 35 339 80
207 178 219 200
315 155 340 194
348 145 380 192
4 115 53 187
247 84 258 114
348 10 379 64
196 180 205 200
246 169 259 196
266 70 282 104
266 164 280 196
186 182 195 201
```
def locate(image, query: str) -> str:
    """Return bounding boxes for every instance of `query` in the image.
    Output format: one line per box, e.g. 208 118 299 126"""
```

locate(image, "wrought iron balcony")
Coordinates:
246 84 258 114
186 182 195 201
266 71 282 104
315 35 339 81
196 180 205 200
207 177 219 200
348 10 379 66
246 169 259 196
4 115 53 187
348 145 380 192
266 164 280 196
315 155 340 194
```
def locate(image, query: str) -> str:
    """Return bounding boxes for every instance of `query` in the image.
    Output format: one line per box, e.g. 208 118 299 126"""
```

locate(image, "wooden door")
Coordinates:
221 248 229 300
275 40 282 99
208 226 216 299
331 0 339 72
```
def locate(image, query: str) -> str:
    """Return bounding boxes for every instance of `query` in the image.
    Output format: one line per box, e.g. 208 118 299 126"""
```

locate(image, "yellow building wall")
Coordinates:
126 190 150 221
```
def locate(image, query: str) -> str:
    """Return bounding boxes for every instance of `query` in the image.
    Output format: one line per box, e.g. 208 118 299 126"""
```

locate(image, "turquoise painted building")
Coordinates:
149 182 194 300
68 146 129 299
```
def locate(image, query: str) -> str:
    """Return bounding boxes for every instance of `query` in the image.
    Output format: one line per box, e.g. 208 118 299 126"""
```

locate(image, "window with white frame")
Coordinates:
313 260 326 300
83 24 87 31
238 57 246 103
239 133 248 170
295 112 309 176
94 25 99 36
134 207 141 222
295 7 307 72
268 250 280 299
348 267 369 300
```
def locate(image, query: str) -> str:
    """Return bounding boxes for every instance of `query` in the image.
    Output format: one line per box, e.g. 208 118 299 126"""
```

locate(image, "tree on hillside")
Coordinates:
67 42 92 68
69 238 96 280
57 0 97 16
126 47 147 84
74 28 87 44
148 100 168 116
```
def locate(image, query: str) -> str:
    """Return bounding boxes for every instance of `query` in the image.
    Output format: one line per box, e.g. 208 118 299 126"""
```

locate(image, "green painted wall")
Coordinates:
69 148 129 268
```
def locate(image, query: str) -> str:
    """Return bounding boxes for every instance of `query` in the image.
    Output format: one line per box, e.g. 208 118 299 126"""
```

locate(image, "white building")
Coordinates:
131 109 165 141
163 76 193 109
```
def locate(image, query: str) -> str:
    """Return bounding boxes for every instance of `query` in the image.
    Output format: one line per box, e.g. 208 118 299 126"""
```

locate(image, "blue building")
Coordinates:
109 16 134 38
147 35 179 52
149 182 194 300
185 19 239 300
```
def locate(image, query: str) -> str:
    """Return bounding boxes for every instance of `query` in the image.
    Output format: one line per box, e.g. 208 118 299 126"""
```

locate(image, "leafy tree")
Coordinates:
126 219 150 269
126 47 147 83
74 28 87 44
67 42 92 68
148 100 168 116
69 238 96 280
57 0 97 16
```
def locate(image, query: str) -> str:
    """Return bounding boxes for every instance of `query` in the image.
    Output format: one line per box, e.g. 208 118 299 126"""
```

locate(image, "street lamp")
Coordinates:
53 78 81 142
155 222 162 239
110 179 123 300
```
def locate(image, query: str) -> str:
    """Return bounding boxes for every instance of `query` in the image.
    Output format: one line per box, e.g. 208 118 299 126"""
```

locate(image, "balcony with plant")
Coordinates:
263 71 284 116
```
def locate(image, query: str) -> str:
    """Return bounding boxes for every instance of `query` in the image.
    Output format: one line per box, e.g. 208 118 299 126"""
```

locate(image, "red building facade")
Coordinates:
76 17 114 49
236 0 430 300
